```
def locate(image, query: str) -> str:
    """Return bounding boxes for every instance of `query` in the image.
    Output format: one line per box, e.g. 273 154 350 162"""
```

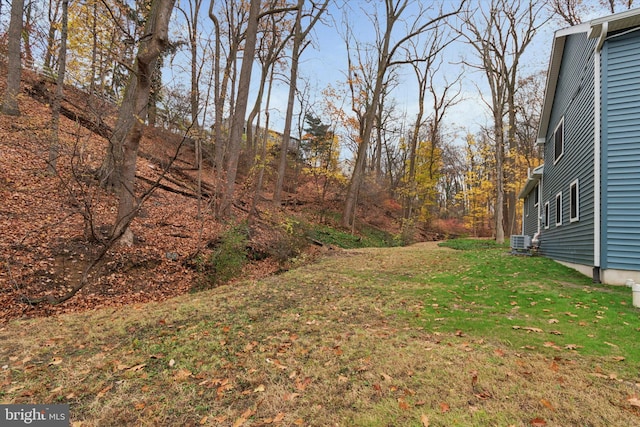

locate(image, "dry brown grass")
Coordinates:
2 243 640 426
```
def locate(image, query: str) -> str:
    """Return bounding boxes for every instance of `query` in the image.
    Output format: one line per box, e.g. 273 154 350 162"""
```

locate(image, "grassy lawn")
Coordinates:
1 240 640 426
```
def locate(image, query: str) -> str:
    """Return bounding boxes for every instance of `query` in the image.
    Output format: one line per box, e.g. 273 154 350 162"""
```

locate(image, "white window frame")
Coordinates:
544 201 550 229
570 179 579 222
553 117 564 164
555 192 563 226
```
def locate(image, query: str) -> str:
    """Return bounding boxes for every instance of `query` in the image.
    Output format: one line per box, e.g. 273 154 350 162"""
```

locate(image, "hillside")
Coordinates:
0 67 406 323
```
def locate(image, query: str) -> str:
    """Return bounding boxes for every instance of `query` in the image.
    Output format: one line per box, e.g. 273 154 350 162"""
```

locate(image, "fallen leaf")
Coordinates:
440 402 450 413
295 377 312 391
548 319 559 324
549 361 559 372
398 397 410 410
199 416 208 425
381 372 393 381
134 402 145 410
565 344 578 350
97 384 113 398
254 384 266 393
173 368 192 381
494 349 505 357
548 330 562 335
628 396 640 407
543 342 561 350
530 417 547 426
169 359 176 367
273 412 285 422
612 356 625 362
283 392 300 401
373 383 382 394
540 399 555 411
420 413 430 426
471 370 478 388
233 408 256 427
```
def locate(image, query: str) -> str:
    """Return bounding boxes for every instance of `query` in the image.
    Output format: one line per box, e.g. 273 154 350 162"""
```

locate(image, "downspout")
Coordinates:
593 22 608 283
532 178 542 249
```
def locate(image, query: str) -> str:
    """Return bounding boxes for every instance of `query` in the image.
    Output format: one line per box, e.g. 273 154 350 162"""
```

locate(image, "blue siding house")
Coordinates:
519 8 640 285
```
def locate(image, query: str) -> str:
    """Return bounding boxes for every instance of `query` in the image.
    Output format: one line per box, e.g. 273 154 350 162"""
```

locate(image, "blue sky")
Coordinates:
259 0 558 146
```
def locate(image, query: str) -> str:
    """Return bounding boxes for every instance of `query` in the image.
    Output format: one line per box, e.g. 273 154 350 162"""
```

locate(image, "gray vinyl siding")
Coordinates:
539 33 596 266
523 188 539 236
601 30 640 271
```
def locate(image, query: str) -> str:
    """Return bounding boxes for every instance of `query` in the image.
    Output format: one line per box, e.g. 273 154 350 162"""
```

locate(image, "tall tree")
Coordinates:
217 0 262 218
43 0 63 73
208 0 250 217
245 4 294 162
112 0 176 246
457 0 547 242
176 0 205 130
341 0 465 228
1 0 24 116
48 0 69 174
273 0 329 206
401 26 457 221
217 0 297 218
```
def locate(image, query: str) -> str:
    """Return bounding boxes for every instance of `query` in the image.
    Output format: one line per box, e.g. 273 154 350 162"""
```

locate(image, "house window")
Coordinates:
534 184 539 207
555 192 563 226
554 118 564 163
544 201 550 229
570 179 579 222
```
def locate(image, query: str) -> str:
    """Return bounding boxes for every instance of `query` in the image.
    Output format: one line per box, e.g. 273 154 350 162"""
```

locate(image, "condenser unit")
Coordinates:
510 235 531 250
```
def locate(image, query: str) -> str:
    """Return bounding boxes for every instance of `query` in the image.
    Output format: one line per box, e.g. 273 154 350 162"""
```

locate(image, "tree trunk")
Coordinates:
1 0 24 116
219 0 261 218
112 0 175 246
494 113 505 244
208 5 225 217
48 0 69 174
274 1 305 206
43 0 62 72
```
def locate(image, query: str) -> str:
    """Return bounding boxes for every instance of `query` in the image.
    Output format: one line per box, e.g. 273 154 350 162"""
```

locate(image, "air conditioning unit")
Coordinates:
510 235 531 250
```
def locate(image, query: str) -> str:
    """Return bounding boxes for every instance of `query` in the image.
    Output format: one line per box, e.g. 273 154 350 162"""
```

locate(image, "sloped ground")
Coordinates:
0 65 406 323
0 69 292 322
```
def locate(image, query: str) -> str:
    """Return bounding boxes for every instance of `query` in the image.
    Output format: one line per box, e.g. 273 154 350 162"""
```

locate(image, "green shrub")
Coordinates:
265 217 309 264
202 223 249 286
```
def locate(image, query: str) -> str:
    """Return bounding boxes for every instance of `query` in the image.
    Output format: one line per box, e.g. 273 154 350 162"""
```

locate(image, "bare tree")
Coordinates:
112 0 176 246
457 0 548 242
245 5 294 162
208 0 250 217
48 0 69 174
274 0 330 206
217 1 297 218
1 0 24 116
217 0 261 218
402 26 459 220
341 0 465 228
549 0 584 25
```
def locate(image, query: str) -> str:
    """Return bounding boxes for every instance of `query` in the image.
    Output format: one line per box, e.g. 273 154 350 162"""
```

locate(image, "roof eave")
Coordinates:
517 165 544 200
536 24 590 144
